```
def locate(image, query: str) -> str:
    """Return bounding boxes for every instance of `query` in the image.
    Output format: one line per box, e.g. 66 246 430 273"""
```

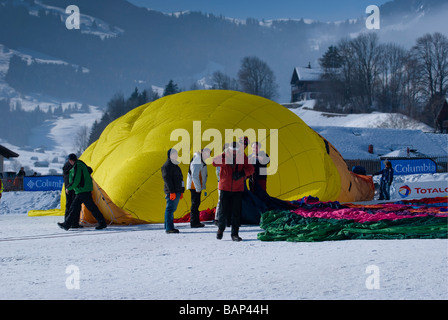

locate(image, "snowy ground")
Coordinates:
0 192 447 300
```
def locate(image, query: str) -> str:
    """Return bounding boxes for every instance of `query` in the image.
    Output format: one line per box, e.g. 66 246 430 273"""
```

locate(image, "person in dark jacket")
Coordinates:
58 154 107 230
373 160 394 200
213 142 254 241
14 167 26 190
161 148 185 233
248 141 270 192
62 157 81 228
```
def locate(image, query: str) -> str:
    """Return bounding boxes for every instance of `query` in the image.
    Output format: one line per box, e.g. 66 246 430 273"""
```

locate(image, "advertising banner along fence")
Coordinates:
23 176 64 192
395 181 448 199
382 158 437 175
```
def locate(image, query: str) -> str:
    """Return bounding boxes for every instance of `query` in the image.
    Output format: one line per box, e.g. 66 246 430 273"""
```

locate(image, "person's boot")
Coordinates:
216 229 224 240
191 222 205 228
57 222 70 231
95 222 107 230
166 228 180 234
231 226 241 241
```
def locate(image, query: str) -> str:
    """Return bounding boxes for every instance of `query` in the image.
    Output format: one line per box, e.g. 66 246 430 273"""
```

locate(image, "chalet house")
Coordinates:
0 144 19 178
290 64 326 103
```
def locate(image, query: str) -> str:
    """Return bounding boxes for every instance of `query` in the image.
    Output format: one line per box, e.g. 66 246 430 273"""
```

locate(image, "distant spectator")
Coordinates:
373 160 394 200
14 167 26 190
17 167 25 177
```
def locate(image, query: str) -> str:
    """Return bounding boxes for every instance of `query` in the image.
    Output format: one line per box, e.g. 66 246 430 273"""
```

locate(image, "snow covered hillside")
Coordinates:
0 103 103 176
287 101 433 132
313 126 447 159
0 42 103 176
283 102 447 159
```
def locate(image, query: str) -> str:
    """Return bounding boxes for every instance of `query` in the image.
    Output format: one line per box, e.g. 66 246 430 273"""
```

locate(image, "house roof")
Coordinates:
291 66 324 83
0 145 19 158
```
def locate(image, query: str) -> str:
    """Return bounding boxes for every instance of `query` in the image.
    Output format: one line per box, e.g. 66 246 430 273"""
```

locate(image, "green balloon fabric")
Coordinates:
258 202 448 242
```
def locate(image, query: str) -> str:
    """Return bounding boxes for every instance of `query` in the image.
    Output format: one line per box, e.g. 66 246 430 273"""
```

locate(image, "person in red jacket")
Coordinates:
213 141 254 241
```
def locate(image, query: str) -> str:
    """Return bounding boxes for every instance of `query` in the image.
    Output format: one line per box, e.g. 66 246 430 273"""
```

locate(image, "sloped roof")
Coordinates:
293 66 324 82
0 145 19 158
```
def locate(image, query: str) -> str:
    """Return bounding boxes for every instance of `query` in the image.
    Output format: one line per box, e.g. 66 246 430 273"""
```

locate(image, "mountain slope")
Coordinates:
1 0 447 105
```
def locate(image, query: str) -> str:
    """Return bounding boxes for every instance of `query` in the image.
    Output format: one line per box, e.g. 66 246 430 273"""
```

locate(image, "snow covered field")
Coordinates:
0 191 447 300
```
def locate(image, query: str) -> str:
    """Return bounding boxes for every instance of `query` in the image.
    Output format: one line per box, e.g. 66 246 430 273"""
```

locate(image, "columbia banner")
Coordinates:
383 158 437 175
24 176 64 191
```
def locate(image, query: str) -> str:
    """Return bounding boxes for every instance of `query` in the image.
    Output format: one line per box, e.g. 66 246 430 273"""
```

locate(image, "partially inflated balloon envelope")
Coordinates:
35 90 374 224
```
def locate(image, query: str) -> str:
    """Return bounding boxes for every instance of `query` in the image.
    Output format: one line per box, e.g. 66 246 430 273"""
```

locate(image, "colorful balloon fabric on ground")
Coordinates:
257 197 448 241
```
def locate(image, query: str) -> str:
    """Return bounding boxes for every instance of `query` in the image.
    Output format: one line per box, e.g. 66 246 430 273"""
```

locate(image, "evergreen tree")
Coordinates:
163 80 180 96
319 45 343 71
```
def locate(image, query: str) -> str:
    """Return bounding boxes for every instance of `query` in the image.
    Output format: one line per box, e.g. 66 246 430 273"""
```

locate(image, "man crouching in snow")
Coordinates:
213 142 254 241
58 154 107 231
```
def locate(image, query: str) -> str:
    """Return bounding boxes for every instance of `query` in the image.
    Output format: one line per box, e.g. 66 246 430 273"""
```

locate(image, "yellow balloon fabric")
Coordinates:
53 90 373 224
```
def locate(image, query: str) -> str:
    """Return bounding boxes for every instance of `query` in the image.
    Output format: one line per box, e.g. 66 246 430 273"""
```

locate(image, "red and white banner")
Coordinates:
394 181 448 200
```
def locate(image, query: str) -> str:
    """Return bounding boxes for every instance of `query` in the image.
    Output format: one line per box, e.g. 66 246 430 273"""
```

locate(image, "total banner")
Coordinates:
395 181 448 199
24 176 64 191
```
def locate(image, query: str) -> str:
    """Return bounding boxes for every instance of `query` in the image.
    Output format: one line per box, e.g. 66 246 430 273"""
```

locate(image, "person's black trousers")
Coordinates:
64 189 76 219
218 190 243 235
66 191 106 227
189 189 201 225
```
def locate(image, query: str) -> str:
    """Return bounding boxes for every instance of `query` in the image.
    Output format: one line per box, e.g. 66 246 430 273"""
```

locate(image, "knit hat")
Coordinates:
68 153 77 161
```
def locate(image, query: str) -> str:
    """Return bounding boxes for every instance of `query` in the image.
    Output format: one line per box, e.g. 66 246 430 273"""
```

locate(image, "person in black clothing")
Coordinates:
161 148 185 233
62 156 81 228
373 160 394 200
248 141 270 192
15 167 26 190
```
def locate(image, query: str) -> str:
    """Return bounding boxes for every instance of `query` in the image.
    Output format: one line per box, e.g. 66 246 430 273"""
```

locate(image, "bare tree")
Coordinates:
350 32 381 110
401 55 422 118
412 32 448 127
237 56 278 100
74 125 90 155
412 32 448 100
433 32 448 96
321 33 381 112
211 71 239 91
376 43 409 113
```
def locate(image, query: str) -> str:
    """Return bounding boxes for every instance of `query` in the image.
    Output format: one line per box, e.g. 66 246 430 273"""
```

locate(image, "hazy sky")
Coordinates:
128 0 391 21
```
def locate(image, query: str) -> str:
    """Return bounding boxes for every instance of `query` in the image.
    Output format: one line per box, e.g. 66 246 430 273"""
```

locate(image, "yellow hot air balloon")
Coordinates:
29 90 373 224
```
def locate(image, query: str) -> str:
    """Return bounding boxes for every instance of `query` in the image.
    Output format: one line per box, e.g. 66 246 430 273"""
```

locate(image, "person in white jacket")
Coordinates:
187 148 210 228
